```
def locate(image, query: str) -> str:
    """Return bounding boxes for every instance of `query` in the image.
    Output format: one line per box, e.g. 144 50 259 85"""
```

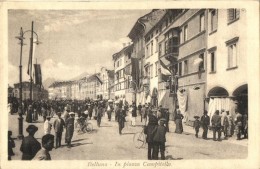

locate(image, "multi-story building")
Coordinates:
96 67 114 100
112 44 133 103
14 81 48 100
206 9 247 119
48 81 72 100
154 9 208 125
83 73 100 100
71 81 80 100
128 9 167 106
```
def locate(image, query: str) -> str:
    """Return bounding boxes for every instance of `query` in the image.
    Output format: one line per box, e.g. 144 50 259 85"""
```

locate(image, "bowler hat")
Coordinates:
26 125 38 133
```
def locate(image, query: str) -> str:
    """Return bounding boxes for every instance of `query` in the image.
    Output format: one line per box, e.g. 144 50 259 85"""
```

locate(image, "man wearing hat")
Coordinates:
33 134 54 160
144 110 158 160
153 118 167 160
193 116 200 138
8 131 15 160
201 110 210 139
65 112 75 148
96 102 103 127
53 112 65 148
20 125 41 160
44 116 52 134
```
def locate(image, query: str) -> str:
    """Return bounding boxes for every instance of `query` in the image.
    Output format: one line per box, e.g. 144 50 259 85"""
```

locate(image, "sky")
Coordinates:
8 9 150 86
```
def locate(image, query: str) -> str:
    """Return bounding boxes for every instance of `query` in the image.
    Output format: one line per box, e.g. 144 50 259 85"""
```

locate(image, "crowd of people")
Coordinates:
8 97 248 160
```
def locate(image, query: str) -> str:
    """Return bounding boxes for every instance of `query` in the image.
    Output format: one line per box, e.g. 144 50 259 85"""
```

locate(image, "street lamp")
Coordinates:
15 21 41 139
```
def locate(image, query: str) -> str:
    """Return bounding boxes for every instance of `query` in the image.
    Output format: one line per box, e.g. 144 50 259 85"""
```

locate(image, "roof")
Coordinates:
128 9 167 40
112 44 133 61
107 70 114 79
48 81 73 88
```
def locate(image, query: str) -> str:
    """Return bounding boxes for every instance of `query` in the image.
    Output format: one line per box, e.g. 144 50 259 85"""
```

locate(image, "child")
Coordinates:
8 131 15 160
193 116 200 138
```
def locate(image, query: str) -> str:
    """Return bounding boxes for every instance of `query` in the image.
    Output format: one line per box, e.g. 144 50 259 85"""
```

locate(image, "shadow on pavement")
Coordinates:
121 132 135 135
100 125 113 127
72 138 88 142
165 155 183 160
71 142 93 147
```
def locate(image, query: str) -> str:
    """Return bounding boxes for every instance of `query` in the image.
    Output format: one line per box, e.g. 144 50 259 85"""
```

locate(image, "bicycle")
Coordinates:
75 118 93 133
133 125 146 149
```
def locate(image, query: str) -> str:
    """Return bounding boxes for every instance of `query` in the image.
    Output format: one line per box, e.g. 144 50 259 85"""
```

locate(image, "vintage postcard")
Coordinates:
0 1 259 169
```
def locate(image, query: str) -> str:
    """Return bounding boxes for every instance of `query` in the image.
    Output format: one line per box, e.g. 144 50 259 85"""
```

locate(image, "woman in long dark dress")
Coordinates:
65 112 75 148
174 109 184 134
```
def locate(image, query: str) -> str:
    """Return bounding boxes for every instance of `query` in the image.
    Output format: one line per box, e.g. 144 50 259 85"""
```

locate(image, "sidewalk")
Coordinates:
168 120 248 147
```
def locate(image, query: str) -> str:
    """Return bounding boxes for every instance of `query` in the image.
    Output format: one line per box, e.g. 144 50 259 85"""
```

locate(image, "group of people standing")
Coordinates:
8 125 55 160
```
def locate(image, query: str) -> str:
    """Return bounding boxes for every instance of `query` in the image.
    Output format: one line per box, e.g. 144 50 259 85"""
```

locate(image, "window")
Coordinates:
179 30 183 44
199 53 205 71
210 52 216 72
150 64 153 78
226 37 239 69
155 62 158 76
151 40 153 55
228 43 237 68
228 9 240 23
184 25 188 42
200 13 205 32
155 38 158 52
184 60 188 75
159 43 162 56
210 9 217 32
178 62 182 76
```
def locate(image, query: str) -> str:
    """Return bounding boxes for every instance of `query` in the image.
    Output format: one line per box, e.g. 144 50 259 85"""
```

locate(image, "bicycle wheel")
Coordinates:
85 123 93 133
133 132 145 149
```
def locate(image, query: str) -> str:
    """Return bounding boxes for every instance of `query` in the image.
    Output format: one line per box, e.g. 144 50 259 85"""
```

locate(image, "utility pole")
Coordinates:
29 21 34 102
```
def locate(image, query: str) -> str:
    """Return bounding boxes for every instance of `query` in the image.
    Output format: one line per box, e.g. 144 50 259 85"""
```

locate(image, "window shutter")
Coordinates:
236 9 240 19
228 9 234 22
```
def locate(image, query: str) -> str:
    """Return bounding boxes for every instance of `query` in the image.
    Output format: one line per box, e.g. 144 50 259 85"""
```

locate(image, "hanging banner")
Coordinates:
34 64 42 86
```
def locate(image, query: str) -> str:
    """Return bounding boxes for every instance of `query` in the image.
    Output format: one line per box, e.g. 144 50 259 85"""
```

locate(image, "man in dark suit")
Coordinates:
144 111 158 160
20 125 41 160
53 112 65 148
201 110 210 139
211 110 222 141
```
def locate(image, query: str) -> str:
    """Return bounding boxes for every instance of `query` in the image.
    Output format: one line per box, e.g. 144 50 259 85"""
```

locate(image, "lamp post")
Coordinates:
15 21 40 139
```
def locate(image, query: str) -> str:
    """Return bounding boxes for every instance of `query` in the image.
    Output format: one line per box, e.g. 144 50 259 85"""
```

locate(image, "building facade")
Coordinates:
112 44 133 103
96 67 114 100
14 81 48 100
206 9 247 120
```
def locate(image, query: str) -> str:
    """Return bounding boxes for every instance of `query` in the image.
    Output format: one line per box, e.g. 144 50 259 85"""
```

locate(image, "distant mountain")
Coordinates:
43 78 56 89
70 72 90 81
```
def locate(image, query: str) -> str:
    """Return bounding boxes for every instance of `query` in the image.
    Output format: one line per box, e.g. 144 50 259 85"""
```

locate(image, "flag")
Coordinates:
34 64 42 86
94 75 103 84
159 59 171 75
131 58 139 88
159 59 171 82
27 38 37 76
